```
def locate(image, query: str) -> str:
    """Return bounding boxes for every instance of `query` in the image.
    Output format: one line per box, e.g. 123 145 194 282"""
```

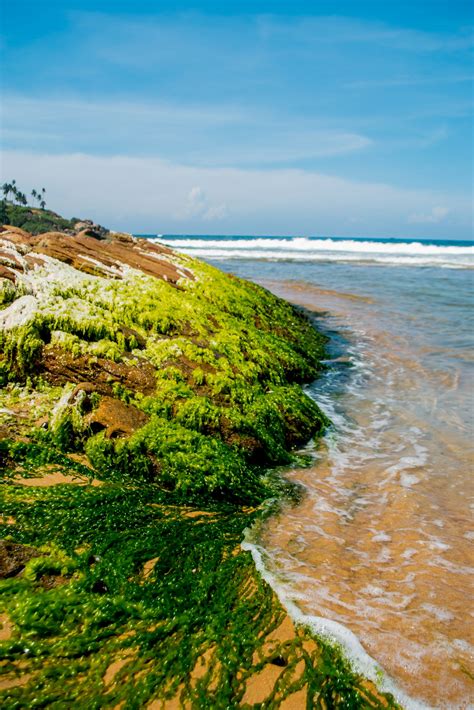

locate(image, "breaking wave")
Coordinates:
157 236 474 269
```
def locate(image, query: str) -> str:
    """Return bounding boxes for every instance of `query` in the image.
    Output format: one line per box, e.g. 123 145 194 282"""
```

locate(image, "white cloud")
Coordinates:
181 186 228 221
2 95 244 129
75 12 474 67
1 150 470 237
407 206 450 224
182 186 206 217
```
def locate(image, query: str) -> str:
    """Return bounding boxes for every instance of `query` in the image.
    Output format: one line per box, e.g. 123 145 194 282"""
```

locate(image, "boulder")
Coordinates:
85 396 149 439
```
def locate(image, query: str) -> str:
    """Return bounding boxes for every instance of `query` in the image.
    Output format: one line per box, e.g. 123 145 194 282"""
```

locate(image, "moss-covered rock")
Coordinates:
0 224 400 708
0 228 328 502
0 223 408 710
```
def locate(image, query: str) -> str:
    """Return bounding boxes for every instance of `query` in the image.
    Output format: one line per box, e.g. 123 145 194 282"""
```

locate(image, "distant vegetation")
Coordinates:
0 179 81 235
2 179 46 209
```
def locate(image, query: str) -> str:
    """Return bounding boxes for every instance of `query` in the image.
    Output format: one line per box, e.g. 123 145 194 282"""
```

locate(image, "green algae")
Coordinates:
0 441 398 709
1 254 328 500
0 243 400 707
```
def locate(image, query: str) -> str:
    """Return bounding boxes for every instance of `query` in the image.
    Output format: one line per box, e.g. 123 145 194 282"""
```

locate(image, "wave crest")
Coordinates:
157 236 474 269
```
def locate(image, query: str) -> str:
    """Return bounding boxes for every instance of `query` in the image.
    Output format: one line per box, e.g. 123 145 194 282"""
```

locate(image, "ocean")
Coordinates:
151 235 474 708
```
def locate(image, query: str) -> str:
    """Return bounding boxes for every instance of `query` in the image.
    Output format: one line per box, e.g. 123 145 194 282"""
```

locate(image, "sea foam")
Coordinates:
158 236 474 268
241 533 431 710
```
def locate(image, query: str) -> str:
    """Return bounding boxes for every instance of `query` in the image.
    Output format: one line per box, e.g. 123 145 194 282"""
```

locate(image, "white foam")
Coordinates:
421 604 454 623
158 236 474 269
242 534 431 710
400 472 421 488
163 236 473 256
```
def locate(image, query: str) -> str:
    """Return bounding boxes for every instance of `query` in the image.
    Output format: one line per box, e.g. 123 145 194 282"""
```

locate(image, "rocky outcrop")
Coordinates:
0 226 193 284
41 351 158 396
73 219 109 239
0 221 328 499
0 216 399 710
1 202 112 238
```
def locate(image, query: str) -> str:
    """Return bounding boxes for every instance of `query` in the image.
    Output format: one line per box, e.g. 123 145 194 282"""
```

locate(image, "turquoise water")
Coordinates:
155 235 474 708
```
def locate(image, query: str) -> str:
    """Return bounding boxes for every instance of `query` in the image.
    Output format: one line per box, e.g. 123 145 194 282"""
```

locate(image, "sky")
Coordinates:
0 0 473 237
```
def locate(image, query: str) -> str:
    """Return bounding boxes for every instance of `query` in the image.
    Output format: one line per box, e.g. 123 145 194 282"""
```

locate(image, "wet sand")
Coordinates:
255 279 474 708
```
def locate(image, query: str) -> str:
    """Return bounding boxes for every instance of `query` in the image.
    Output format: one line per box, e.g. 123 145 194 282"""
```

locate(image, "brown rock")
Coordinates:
111 232 134 244
72 381 101 397
0 229 194 285
73 221 92 231
86 396 149 438
74 220 109 238
0 247 25 271
0 264 16 282
41 348 157 396
0 540 40 579
0 226 31 240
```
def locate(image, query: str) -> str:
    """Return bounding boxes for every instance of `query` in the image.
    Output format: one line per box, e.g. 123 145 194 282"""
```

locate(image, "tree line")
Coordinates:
2 180 47 209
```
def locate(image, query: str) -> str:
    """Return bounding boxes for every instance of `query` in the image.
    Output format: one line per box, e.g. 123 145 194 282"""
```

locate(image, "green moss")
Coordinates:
85 416 267 503
0 441 399 709
89 338 124 362
49 330 83 358
0 280 18 308
23 545 78 583
0 236 402 706
173 396 222 433
0 324 44 381
1 252 328 500
48 385 89 452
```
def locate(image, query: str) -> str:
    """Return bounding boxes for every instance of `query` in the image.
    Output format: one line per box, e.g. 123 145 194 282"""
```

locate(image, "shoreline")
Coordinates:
239 273 473 710
0 221 398 707
243 492 427 710
237 288 421 710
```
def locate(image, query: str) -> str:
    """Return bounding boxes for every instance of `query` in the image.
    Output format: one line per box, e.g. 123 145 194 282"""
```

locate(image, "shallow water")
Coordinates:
160 236 474 708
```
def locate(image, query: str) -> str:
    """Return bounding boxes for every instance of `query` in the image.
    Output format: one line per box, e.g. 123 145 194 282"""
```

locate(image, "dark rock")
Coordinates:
0 539 40 579
75 228 107 241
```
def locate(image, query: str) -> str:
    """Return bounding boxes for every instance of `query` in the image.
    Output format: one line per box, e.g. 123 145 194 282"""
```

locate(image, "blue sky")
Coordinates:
1 1 472 237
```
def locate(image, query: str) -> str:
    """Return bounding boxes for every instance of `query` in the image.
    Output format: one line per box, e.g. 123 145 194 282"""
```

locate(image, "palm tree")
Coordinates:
1 181 15 203
32 189 37 204
40 199 46 210
2 182 11 201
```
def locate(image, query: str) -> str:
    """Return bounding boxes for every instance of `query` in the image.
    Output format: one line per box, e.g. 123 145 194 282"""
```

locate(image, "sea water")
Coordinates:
155 235 474 708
